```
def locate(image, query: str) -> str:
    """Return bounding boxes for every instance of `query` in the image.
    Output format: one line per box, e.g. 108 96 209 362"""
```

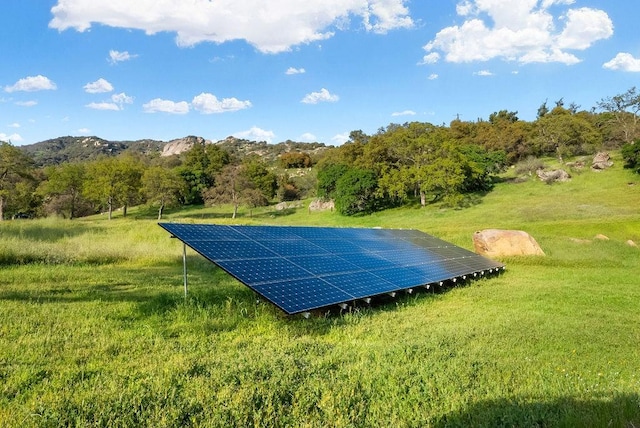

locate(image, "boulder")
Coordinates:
626 240 638 248
473 229 545 258
536 168 571 183
308 199 335 212
592 152 613 171
275 201 302 211
594 234 609 241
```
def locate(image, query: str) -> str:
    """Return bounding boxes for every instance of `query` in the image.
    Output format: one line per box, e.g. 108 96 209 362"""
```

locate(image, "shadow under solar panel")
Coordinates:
159 223 505 315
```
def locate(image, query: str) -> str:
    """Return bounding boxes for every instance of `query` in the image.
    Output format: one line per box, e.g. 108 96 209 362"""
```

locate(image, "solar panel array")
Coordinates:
159 223 505 315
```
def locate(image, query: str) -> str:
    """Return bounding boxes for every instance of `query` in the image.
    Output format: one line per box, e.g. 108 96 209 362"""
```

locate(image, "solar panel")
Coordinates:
159 223 505 315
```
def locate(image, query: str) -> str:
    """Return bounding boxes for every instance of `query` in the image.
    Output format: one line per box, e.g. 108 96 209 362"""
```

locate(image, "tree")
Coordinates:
0 141 34 220
243 156 277 199
596 86 640 144
621 140 640 174
280 152 312 168
38 163 86 219
317 163 349 199
142 167 186 220
115 154 144 217
202 165 266 219
178 143 230 204
334 168 379 215
534 107 602 162
83 157 143 220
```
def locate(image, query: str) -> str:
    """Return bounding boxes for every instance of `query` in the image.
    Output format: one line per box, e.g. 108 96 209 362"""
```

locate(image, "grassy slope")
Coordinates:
1 154 639 427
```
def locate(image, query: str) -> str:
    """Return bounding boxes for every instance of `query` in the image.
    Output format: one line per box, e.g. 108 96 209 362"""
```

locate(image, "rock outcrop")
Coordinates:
536 168 571 183
308 199 335 212
592 152 613 171
161 135 211 157
473 229 545 258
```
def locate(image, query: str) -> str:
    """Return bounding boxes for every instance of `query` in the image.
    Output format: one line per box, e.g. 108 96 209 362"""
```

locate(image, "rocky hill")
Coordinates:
19 136 165 166
20 135 332 166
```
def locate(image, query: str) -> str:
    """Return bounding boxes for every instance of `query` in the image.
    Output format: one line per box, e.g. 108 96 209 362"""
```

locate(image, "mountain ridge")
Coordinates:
18 135 331 166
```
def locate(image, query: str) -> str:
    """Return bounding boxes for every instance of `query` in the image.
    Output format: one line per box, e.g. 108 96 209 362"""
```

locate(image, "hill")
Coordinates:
19 135 332 166
19 136 166 166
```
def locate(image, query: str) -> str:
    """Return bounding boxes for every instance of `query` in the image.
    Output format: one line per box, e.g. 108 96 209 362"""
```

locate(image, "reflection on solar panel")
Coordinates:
159 223 505 315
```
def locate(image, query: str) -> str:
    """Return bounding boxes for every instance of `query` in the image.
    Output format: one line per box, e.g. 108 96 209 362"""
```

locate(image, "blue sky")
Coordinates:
1 0 639 146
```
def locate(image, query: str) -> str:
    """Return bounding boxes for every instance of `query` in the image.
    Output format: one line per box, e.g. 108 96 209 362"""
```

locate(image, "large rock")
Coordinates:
536 168 571 183
308 199 335 212
592 152 613 171
161 136 211 157
473 229 545 257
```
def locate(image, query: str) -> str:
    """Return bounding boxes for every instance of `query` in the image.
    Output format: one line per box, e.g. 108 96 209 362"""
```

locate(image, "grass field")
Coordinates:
1 154 639 427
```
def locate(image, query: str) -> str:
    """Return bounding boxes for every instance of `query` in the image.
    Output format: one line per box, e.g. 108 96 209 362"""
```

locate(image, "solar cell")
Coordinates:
159 223 505 315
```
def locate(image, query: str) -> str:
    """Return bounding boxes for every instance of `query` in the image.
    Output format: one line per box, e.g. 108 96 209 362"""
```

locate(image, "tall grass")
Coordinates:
1 155 639 427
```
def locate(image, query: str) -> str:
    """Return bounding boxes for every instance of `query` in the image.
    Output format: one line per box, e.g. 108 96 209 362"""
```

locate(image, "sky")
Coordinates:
1 0 639 147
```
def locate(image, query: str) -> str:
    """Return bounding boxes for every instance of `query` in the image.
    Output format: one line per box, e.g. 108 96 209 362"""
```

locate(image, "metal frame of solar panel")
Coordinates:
159 223 505 315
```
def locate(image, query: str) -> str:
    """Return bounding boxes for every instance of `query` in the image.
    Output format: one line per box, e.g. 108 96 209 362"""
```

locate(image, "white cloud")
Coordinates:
391 110 416 117
423 1 612 65
50 1 413 54
9 123 20 128
428 73 439 80
86 102 120 111
77 128 91 134
192 93 252 114
86 93 134 111
109 50 137 64
557 8 613 50
302 88 339 104
16 100 38 107
332 133 350 145
5 75 57 92
419 52 440 65
603 53 640 72
111 92 134 106
474 70 494 76
234 126 276 143
84 78 114 93
286 67 306 75
299 132 317 141
0 133 23 143
143 98 190 114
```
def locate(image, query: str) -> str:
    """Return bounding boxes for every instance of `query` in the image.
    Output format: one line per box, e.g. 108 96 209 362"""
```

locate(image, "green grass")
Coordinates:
1 155 640 427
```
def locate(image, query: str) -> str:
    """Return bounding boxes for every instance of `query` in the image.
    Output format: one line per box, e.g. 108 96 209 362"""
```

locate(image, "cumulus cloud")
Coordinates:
286 67 306 75
234 126 276 143
84 78 114 93
86 102 120 111
5 75 57 92
0 133 23 143
86 93 134 111
603 53 640 72
192 93 252 114
16 100 38 107
331 133 350 145
474 70 494 76
302 88 339 104
112 92 134 106
109 50 137 64
391 110 416 117
143 98 190 114
299 132 317 141
428 73 439 80
9 123 20 128
50 0 413 54
77 128 92 134
423 1 612 65
419 52 440 65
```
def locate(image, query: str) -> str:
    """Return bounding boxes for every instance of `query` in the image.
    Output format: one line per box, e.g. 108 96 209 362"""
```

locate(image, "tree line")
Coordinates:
1 87 640 220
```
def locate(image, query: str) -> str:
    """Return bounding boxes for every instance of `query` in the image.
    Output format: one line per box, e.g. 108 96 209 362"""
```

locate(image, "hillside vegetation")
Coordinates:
1 153 639 427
